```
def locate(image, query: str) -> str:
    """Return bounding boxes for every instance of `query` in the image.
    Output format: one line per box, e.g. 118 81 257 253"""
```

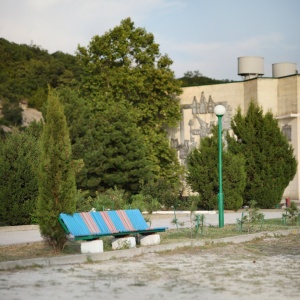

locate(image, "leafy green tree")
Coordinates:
186 126 246 210
0 129 39 225
227 101 297 208
37 89 76 250
76 18 182 186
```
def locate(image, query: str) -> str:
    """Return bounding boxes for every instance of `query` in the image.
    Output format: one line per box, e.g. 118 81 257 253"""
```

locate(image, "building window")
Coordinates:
282 124 292 141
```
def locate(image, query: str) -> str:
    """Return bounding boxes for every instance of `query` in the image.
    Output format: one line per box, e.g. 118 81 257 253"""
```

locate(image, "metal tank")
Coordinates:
272 62 297 78
238 56 264 80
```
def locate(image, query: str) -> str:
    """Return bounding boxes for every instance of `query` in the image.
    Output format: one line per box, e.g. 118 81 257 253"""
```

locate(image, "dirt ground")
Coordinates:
1 234 299 300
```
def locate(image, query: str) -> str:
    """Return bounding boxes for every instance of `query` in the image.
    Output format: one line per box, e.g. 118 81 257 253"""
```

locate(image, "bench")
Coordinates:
58 209 167 252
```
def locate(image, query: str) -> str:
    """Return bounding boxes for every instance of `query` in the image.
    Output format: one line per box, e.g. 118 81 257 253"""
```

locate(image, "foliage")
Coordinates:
236 200 265 232
186 126 246 210
0 37 81 118
76 18 183 189
37 89 77 250
140 177 182 209
178 70 230 87
176 195 201 211
0 128 39 225
74 189 93 212
60 88 153 196
130 193 161 213
0 101 23 125
92 187 128 211
246 200 265 222
284 201 299 225
227 101 297 208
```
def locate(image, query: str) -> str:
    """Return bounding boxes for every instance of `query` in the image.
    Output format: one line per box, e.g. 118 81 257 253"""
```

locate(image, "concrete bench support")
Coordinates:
81 239 103 254
140 234 161 246
112 236 136 250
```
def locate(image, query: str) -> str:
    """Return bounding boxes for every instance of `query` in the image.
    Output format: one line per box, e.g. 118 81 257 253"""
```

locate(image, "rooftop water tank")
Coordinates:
238 56 264 80
272 62 297 78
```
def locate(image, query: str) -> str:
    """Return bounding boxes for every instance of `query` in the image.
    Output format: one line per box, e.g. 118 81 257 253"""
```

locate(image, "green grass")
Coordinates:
159 218 299 244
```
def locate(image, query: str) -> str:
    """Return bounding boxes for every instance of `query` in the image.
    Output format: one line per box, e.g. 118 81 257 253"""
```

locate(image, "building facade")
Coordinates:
171 74 300 200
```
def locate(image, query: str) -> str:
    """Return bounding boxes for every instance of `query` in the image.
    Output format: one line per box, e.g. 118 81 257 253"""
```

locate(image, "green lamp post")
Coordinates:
214 104 226 228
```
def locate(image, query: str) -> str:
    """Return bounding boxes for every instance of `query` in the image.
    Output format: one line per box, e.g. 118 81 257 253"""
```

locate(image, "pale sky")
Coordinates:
0 0 299 80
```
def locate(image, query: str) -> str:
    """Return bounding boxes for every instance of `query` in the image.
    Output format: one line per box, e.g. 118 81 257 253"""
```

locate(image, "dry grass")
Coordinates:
0 240 81 262
0 218 299 263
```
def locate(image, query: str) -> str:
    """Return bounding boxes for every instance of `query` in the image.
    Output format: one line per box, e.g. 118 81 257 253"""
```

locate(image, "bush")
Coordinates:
140 178 179 209
92 187 128 211
0 129 39 225
130 194 161 213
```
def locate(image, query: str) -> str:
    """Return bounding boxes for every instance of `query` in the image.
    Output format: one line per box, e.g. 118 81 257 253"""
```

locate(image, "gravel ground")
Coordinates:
1 234 300 300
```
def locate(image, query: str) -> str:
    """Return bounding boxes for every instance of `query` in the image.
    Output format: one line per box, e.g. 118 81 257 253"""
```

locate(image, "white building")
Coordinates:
171 57 299 200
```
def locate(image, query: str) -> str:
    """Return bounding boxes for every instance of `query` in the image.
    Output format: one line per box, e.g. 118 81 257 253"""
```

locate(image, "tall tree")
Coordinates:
37 89 76 249
0 128 39 225
76 18 182 186
59 88 152 195
186 126 246 210
227 101 297 208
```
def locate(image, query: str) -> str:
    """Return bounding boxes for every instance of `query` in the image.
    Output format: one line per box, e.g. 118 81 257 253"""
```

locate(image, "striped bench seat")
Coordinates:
58 209 167 240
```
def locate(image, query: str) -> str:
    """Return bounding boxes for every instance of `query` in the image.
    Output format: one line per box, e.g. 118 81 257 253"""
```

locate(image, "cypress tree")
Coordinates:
186 126 246 210
37 89 76 250
227 101 297 208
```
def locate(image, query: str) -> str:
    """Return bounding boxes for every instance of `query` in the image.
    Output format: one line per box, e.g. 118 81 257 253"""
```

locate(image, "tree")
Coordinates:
178 70 227 87
227 101 297 208
0 37 82 118
186 126 246 210
0 128 39 225
59 88 153 196
76 18 183 187
37 89 76 250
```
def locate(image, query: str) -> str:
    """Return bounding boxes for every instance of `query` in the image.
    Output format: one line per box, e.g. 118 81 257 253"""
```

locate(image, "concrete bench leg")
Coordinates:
140 234 161 246
112 236 136 250
81 239 103 254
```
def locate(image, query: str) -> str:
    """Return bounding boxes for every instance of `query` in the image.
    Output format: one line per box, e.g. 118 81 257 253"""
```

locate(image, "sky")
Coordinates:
0 0 299 80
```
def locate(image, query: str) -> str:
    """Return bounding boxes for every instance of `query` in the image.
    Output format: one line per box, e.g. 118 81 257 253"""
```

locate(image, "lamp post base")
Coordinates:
218 192 224 228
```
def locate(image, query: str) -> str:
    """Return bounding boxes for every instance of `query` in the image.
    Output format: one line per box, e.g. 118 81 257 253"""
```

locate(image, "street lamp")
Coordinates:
214 104 226 228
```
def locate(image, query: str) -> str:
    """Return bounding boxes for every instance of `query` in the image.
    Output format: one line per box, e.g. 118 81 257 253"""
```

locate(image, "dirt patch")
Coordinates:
0 241 80 262
1 234 299 300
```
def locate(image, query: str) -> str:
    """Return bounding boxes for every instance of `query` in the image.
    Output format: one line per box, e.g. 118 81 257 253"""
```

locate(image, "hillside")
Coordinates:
0 38 230 128
0 38 81 127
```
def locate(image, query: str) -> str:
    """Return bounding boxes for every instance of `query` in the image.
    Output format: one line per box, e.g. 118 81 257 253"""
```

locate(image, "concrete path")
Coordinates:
0 210 285 246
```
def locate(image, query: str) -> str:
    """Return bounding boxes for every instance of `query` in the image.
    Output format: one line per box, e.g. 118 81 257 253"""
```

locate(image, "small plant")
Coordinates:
237 200 264 232
194 214 205 237
171 206 185 230
171 217 185 228
86 256 93 264
143 215 152 227
29 212 39 224
284 201 299 225
116 239 132 250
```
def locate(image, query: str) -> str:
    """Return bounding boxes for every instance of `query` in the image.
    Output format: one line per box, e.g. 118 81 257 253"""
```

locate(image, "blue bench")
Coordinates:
58 209 167 241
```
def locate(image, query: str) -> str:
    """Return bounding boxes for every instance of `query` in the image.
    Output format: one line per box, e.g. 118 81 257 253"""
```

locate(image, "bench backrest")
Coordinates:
59 209 155 239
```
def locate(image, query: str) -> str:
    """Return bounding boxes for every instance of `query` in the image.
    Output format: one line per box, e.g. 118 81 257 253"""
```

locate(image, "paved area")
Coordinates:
1 230 299 300
0 209 299 300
